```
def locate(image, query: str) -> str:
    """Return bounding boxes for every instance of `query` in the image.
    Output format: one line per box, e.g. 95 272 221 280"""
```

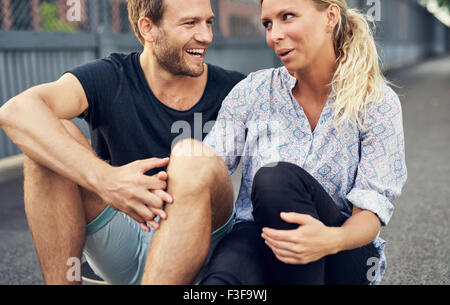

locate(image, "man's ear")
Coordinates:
138 16 157 43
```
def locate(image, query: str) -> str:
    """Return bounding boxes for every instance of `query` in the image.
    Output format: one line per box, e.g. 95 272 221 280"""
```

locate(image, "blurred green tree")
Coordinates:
40 1 79 32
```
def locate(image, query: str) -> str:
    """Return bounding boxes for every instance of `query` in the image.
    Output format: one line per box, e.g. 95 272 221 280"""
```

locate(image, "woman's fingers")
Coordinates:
262 227 297 243
263 233 298 255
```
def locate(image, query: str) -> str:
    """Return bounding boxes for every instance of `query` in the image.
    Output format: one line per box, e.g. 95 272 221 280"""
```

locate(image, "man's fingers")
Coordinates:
156 171 168 181
147 220 160 230
140 223 151 232
139 157 169 173
133 203 157 222
142 190 168 209
143 175 167 190
150 207 167 220
126 210 150 232
152 189 173 204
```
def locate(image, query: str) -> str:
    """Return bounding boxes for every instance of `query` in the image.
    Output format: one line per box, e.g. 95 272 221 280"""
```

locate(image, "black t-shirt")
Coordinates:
68 52 245 175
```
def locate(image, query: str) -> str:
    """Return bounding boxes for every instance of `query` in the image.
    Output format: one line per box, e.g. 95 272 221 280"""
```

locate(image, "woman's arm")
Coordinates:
262 86 407 265
261 208 380 265
203 76 253 174
332 206 381 252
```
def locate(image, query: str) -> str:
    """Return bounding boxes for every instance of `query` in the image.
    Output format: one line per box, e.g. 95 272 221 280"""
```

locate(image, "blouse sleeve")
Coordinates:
345 86 407 226
203 77 252 175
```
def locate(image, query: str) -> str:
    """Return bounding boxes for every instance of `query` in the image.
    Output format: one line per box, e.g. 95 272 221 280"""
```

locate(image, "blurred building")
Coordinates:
0 0 449 159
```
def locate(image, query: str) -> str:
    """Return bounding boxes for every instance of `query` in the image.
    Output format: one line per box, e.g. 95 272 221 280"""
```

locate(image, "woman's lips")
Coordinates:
277 48 294 60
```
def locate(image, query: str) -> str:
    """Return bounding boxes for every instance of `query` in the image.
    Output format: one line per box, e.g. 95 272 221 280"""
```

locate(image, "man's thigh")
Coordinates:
79 187 108 224
83 204 236 285
83 207 153 285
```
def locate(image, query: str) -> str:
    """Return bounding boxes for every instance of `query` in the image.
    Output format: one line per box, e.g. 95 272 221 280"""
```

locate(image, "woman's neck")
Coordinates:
293 48 337 105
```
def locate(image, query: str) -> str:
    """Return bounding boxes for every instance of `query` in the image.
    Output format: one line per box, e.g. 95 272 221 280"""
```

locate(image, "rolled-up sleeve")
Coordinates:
346 86 407 226
203 77 251 175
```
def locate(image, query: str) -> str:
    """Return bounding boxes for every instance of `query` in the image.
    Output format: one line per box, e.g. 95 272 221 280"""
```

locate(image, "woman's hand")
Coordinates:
261 212 341 265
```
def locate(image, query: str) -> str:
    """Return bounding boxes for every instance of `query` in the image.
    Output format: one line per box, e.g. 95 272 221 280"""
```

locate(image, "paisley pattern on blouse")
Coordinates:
204 66 407 285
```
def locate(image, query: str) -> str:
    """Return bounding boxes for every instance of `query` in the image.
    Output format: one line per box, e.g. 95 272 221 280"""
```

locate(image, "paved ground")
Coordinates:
0 55 449 285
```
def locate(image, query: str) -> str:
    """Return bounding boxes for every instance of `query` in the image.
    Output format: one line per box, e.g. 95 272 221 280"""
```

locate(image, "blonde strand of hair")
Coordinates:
321 2 386 132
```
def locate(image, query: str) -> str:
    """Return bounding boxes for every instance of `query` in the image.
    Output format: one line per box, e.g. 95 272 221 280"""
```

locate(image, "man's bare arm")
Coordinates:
0 73 172 226
0 73 103 190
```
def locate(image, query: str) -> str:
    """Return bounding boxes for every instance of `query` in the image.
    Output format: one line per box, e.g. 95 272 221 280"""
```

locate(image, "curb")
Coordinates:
0 154 24 184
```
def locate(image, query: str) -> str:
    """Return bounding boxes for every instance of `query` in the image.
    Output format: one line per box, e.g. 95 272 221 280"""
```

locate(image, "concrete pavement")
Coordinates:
380 55 450 284
0 55 449 285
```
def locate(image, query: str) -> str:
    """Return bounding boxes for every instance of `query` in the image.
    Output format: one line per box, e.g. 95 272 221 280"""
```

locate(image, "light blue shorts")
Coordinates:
83 205 235 285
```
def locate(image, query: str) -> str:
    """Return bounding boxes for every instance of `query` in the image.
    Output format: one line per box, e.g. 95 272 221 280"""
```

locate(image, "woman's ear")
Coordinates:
138 16 156 43
326 3 341 33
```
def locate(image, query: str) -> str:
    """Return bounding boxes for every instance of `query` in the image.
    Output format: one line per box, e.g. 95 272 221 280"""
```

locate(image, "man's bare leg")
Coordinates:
141 139 234 284
24 120 106 284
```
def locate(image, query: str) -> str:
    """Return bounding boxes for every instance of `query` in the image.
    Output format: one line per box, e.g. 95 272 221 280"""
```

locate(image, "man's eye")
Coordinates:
262 21 272 28
283 13 294 20
185 21 195 25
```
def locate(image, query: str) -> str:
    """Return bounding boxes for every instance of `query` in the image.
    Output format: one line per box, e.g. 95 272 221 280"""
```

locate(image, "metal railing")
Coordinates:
0 0 449 159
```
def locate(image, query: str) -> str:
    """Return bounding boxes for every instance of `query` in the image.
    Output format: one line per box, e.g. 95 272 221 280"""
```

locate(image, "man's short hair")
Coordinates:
128 0 166 45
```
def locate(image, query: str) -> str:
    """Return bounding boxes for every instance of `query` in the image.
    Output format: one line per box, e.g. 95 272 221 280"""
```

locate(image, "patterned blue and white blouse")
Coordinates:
203 66 407 284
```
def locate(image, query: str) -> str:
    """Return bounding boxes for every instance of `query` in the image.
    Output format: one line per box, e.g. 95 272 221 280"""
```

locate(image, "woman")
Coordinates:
201 0 407 285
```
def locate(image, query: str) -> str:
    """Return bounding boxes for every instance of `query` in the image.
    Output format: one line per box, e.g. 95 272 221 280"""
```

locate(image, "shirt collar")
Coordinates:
280 66 298 90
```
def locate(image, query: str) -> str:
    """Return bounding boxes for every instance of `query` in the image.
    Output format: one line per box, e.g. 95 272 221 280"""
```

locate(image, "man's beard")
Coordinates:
154 30 205 77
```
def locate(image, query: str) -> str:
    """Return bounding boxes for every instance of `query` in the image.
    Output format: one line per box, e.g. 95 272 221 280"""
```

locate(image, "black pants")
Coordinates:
200 162 379 285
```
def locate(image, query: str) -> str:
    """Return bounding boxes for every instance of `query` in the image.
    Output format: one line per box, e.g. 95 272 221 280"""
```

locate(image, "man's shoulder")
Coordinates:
69 52 138 77
101 52 139 68
207 64 246 88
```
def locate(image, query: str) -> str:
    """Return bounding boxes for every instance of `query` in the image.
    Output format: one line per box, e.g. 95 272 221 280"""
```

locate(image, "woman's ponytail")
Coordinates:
315 1 386 131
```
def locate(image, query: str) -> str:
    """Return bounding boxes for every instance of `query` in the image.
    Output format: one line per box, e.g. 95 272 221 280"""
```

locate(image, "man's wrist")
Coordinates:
86 159 111 195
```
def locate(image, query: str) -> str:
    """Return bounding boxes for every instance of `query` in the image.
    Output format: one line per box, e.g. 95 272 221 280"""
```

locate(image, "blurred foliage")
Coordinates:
437 0 450 10
40 1 78 32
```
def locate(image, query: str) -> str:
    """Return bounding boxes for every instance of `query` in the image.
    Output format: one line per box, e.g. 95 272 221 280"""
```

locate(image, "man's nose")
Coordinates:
194 23 213 45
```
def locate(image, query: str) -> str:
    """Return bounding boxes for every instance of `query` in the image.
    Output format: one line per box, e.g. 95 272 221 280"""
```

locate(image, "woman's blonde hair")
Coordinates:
262 0 387 130
315 0 386 130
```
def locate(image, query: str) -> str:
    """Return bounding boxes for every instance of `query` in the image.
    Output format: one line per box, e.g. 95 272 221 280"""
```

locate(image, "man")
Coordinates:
0 0 244 285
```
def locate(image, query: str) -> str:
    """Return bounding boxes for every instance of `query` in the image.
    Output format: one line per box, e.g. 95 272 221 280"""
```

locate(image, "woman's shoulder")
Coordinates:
375 83 403 115
362 83 404 130
382 84 401 104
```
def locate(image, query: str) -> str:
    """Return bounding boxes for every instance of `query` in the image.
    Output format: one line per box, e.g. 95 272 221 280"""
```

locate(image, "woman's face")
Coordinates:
261 0 333 73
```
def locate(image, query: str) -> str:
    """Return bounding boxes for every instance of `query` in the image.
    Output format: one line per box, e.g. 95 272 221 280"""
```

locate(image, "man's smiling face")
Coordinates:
153 0 215 77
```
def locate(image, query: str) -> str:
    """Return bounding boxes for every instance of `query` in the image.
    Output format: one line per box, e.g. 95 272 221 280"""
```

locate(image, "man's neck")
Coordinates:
139 49 208 111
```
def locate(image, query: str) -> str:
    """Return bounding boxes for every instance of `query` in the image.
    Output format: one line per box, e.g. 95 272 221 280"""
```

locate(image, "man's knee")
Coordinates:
169 139 223 188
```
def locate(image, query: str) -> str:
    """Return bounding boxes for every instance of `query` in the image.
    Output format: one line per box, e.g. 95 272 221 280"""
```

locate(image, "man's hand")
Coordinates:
97 157 173 232
261 212 340 265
